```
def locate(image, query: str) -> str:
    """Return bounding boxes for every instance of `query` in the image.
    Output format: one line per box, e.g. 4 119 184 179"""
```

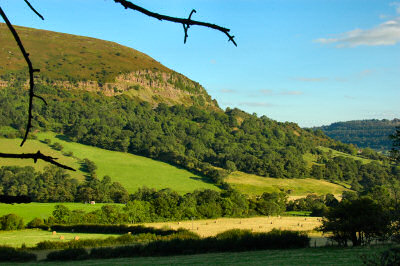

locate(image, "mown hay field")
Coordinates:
145 216 322 238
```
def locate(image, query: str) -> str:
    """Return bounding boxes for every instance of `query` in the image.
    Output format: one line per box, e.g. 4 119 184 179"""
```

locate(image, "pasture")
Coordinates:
0 202 120 224
0 229 120 248
226 171 350 197
0 133 219 194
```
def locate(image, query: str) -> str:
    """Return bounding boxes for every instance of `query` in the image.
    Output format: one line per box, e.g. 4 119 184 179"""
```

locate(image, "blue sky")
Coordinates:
1 0 399 127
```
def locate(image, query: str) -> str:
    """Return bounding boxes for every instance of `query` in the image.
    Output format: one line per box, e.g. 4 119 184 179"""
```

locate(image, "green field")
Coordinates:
318 146 373 164
0 132 219 194
226 171 350 197
0 202 122 223
1 245 392 265
0 229 120 248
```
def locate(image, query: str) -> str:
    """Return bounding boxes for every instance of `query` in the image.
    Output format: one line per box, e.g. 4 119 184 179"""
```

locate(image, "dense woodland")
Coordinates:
0 78 399 191
314 119 400 152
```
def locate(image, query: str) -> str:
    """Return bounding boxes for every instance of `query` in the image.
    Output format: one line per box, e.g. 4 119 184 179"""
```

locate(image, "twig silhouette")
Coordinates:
113 0 237 46
23 0 44 20
0 7 44 147
0 151 76 171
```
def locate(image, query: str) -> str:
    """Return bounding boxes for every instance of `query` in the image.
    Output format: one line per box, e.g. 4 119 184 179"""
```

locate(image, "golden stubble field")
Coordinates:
145 216 322 238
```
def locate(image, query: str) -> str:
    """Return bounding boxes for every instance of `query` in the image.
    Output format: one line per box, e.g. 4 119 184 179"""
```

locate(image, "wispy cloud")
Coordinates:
293 77 328 82
315 17 400 47
220 89 236 93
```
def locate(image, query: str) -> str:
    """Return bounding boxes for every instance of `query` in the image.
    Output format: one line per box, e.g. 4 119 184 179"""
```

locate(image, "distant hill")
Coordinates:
313 119 400 152
0 23 217 109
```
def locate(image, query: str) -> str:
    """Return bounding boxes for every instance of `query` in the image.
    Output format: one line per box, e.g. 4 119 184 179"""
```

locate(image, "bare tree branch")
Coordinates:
113 0 237 46
23 0 44 20
0 151 76 171
0 7 44 147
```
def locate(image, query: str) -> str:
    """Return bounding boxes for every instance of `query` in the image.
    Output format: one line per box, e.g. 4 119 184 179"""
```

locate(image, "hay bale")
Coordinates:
52 231 56 235
59 235 64 240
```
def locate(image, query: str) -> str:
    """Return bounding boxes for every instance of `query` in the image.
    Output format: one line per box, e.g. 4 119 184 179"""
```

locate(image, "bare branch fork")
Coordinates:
0 151 76 171
113 0 237 46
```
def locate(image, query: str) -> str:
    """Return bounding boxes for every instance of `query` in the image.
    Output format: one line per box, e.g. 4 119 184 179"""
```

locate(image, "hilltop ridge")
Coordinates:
0 23 218 109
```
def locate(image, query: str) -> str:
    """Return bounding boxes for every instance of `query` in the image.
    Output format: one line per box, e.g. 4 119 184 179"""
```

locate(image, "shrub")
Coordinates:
52 142 63 151
0 246 37 262
0 214 24 230
46 248 89 261
27 217 45 228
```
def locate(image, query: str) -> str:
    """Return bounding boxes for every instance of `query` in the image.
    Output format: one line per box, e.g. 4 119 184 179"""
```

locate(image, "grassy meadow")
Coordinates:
0 202 121 224
226 171 350 197
0 132 219 194
0 229 120 248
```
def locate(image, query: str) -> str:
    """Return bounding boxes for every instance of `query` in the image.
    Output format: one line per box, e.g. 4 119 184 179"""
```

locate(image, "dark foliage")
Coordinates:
0 246 37 262
46 248 89 261
0 195 31 204
320 197 391 246
46 229 309 261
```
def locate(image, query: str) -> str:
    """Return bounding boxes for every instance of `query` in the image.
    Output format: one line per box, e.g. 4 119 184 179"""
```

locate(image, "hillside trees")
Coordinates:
0 0 236 171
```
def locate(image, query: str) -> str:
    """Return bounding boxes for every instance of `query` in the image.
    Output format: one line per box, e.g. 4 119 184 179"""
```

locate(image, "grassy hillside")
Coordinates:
1 132 354 198
225 171 350 197
0 23 216 108
0 23 170 81
0 132 220 194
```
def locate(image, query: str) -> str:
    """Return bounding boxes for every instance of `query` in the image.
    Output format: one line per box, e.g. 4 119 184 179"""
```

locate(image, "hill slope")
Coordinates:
314 119 400 152
0 23 217 108
0 133 219 194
